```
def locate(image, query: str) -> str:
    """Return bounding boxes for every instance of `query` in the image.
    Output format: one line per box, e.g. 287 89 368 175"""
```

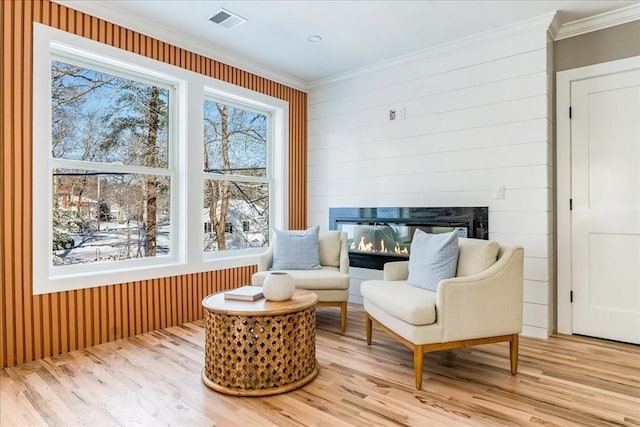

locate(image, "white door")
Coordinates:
571 68 640 344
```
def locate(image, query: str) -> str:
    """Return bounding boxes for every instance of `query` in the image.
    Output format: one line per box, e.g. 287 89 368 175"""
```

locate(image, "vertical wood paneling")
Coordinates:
23 0 35 366
76 290 84 349
1 3 7 372
1 0 12 370
68 291 77 351
1 0 307 368
51 293 60 356
99 287 107 342
12 0 25 367
60 292 68 353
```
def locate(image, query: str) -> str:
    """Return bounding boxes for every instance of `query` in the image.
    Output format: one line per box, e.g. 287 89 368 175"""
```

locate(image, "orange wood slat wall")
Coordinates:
0 0 308 368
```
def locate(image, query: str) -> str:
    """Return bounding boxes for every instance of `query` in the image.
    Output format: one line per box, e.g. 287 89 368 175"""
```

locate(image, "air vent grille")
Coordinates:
209 8 247 30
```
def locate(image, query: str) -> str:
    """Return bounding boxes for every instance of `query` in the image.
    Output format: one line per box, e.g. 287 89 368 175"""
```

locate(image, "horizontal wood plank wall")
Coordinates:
0 0 307 368
307 19 553 338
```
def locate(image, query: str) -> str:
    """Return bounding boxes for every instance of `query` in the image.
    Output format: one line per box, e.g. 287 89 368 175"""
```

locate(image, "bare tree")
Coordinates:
144 86 161 256
51 61 116 157
51 62 116 234
101 83 168 257
203 102 268 251
205 104 231 250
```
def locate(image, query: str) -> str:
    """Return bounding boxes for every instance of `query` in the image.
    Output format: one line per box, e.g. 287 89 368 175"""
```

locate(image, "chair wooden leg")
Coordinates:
510 333 519 375
414 345 424 390
340 302 347 333
365 313 372 345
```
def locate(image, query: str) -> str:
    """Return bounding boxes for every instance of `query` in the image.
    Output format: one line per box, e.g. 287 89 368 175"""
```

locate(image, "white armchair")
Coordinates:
252 231 351 331
360 238 524 389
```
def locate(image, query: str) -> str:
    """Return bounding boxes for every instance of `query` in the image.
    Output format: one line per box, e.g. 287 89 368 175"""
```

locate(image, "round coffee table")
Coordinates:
201 288 319 396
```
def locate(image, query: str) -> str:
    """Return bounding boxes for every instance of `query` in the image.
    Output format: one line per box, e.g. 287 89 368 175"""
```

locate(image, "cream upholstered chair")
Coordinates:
252 230 350 331
360 238 524 390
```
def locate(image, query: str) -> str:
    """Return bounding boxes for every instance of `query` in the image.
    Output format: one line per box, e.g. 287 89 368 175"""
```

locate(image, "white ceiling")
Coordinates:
58 1 639 88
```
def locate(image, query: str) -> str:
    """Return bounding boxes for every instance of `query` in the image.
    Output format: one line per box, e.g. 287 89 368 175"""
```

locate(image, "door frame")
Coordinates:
556 55 640 335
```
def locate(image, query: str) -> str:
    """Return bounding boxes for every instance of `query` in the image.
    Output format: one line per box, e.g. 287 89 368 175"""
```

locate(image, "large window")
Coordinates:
50 60 175 269
33 24 289 294
203 99 270 253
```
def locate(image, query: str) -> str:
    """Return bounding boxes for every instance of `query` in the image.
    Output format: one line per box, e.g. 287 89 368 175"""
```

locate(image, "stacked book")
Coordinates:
223 286 264 301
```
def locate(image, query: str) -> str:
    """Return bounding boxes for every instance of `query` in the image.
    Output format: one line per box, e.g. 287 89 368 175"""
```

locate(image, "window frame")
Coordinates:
202 92 273 258
33 23 289 295
48 56 180 278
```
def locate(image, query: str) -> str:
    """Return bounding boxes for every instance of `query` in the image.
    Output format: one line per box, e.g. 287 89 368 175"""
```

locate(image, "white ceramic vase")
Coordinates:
263 272 295 301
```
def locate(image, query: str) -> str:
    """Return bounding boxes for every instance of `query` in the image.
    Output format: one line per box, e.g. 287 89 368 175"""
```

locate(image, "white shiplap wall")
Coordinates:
307 16 556 338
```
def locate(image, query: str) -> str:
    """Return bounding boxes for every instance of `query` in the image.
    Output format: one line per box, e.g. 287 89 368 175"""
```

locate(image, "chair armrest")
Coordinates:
339 232 350 274
383 261 409 281
437 246 524 342
257 244 274 272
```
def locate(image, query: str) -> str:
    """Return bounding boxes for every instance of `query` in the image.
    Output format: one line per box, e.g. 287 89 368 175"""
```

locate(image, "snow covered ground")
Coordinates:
54 221 170 265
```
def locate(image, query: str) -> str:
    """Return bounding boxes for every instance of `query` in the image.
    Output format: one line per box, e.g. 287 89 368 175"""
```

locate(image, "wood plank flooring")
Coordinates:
1 304 639 426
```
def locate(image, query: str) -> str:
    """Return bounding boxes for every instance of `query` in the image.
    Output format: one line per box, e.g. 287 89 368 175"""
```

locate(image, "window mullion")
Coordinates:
51 159 172 176
202 174 270 185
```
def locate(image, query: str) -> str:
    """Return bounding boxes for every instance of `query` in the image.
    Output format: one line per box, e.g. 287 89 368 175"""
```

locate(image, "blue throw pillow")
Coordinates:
271 226 321 270
407 229 459 292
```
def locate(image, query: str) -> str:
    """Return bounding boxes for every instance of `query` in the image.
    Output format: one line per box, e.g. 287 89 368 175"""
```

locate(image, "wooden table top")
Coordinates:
202 288 318 316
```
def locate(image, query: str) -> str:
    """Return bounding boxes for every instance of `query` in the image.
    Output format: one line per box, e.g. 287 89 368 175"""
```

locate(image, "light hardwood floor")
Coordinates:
2 304 639 426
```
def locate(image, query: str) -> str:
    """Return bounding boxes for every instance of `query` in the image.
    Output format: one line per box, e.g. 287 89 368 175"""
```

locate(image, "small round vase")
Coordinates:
263 272 295 301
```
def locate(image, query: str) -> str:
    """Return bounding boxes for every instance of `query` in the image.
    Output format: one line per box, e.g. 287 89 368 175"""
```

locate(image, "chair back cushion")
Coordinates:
272 226 321 270
318 231 341 267
407 230 459 292
456 238 499 276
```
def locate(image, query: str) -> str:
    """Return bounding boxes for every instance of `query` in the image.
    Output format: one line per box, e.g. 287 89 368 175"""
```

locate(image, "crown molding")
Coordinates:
308 12 557 89
52 1 308 92
547 12 563 40
554 3 640 41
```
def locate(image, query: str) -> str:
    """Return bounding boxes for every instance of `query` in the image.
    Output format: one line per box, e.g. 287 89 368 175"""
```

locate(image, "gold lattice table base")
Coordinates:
201 290 318 396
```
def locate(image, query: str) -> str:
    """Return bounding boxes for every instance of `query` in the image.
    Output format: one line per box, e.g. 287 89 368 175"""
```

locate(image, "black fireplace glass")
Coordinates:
329 207 488 270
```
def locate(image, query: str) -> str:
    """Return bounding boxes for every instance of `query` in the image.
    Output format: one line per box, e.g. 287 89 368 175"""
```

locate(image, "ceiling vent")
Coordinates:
208 8 247 30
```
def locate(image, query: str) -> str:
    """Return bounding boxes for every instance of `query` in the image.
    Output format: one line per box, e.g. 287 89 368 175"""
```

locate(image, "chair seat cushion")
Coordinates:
360 281 437 326
252 266 349 290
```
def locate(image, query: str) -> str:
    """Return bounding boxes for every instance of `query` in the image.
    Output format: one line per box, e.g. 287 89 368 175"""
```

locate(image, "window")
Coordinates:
203 99 270 253
50 60 174 268
204 222 213 234
33 24 288 294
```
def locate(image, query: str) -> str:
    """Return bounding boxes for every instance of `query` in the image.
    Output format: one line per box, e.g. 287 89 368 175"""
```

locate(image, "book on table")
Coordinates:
224 286 264 301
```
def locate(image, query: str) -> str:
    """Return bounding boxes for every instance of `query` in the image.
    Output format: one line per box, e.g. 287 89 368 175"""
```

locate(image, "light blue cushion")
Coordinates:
271 226 321 270
407 229 459 292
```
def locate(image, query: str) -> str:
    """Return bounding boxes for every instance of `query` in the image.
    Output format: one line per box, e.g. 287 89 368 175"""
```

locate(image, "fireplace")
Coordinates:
329 207 488 270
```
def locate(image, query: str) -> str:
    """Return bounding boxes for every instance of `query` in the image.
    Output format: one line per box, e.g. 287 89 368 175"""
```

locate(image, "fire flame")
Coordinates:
355 236 373 252
350 236 409 255
395 242 408 255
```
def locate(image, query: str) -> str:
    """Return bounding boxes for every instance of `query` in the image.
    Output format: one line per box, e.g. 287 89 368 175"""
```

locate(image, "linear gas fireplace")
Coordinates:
329 207 488 270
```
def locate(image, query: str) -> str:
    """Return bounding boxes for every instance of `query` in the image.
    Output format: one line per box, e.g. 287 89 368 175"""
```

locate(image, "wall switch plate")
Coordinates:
495 185 505 200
